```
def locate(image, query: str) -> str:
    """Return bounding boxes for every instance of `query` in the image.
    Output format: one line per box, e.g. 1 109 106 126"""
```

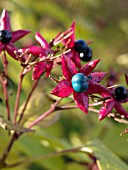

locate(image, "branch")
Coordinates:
4 147 83 168
28 99 62 128
0 52 11 120
0 75 11 121
18 78 39 124
1 132 19 163
13 70 24 124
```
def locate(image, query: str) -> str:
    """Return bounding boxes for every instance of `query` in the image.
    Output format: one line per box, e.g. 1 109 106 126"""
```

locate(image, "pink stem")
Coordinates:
13 71 24 124
28 99 62 128
0 52 10 120
2 79 11 120
18 79 39 124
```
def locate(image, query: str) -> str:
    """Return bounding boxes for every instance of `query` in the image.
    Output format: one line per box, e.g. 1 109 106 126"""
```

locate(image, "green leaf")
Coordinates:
18 135 64 170
65 162 88 170
0 116 33 133
36 130 90 163
84 139 128 170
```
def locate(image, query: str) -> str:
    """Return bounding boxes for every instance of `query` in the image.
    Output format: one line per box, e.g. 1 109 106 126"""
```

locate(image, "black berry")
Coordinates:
114 86 128 101
88 74 92 80
79 47 92 62
0 30 12 44
74 40 88 53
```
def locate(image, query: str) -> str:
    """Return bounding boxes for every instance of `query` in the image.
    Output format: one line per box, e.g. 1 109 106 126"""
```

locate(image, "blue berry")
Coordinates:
114 86 128 101
74 40 88 53
80 47 92 62
71 73 89 93
0 30 12 44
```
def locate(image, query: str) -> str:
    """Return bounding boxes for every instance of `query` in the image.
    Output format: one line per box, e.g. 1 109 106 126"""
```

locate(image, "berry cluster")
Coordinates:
74 40 92 61
0 9 127 123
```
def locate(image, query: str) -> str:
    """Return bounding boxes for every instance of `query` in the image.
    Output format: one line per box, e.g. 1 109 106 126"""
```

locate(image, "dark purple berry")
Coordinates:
74 40 88 53
88 74 92 80
114 86 128 101
0 30 12 44
79 47 92 62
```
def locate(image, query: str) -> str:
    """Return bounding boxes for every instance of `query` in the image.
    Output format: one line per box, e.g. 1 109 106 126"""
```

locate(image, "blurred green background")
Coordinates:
0 0 128 170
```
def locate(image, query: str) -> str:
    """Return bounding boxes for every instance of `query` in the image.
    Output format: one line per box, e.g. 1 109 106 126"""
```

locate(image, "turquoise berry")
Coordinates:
71 73 89 93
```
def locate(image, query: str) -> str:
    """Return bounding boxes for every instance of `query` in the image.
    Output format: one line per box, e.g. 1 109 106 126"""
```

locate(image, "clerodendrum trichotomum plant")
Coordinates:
0 9 128 170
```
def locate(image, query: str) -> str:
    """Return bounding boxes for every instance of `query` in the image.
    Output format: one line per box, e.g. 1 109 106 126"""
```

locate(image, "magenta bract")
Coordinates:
99 75 128 120
0 9 30 59
19 32 54 79
51 55 108 114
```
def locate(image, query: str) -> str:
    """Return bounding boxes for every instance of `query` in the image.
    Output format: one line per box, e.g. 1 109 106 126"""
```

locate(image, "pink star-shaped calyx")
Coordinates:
99 74 128 121
0 9 30 59
53 22 81 68
53 22 75 48
19 32 53 80
53 22 93 68
51 55 109 114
